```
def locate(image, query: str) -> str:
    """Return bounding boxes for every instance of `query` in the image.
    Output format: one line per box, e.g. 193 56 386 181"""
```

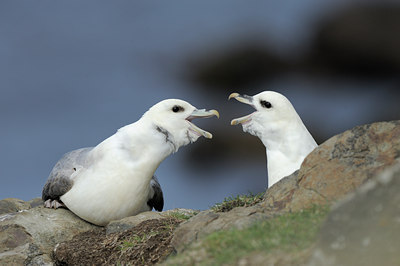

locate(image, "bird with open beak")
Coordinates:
42 99 219 226
229 91 317 188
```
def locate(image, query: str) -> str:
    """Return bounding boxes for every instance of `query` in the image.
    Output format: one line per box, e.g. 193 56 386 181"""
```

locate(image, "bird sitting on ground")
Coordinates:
42 99 219 226
229 91 317 188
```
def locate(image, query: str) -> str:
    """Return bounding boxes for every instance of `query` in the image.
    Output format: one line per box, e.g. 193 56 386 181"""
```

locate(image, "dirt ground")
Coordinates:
53 217 182 265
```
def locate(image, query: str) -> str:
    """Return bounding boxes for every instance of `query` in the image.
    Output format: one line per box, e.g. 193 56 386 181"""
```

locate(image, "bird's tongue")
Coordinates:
187 121 213 139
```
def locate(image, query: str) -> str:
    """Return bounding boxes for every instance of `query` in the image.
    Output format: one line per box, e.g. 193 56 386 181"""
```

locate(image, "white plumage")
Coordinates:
42 99 219 226
229 91 317 188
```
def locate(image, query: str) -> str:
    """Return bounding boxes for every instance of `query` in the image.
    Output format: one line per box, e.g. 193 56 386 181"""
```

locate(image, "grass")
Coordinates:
115 218 184 264
167 211 196 221
166 204 329 265
118 211 194 252
120 231 159 251
211 192 265 212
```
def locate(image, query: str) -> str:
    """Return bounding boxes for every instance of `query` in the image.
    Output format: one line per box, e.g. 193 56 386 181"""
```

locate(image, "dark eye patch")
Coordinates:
172 105 184 113
260 100 272 109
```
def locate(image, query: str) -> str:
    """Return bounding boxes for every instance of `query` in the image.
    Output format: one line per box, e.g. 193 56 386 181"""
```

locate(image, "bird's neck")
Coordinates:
263 120 317 188
261 118 316 155
92 120 175 170
124 120 176 159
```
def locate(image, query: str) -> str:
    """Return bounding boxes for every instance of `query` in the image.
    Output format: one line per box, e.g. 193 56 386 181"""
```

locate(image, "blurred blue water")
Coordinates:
1 0 397 210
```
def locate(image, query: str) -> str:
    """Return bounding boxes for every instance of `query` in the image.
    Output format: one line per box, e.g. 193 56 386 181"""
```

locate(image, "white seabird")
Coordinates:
229 91 317 188
42 99 219 226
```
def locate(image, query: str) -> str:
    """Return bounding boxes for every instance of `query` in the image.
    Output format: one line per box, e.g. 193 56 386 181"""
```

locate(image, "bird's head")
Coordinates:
143 99 219 151
229 91 297 139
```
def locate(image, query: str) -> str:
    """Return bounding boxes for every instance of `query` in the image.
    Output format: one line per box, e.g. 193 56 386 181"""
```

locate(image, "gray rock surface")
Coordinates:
0 206 98 265
308 163 400 266
0 201 196 265
0 198 42 215
172 120 400 251
171 206 271 253
262 120 400 213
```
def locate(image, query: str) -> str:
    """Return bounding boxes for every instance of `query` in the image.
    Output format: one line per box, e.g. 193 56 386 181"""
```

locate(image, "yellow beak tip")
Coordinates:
228 92 239 100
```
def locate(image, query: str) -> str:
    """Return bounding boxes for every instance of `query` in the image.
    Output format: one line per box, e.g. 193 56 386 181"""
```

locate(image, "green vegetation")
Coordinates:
211 192 265 212
167 211 197 221
205 205 329 264
116 217 182 264
166 205 329 265
118 211 194 253
120 231 158 251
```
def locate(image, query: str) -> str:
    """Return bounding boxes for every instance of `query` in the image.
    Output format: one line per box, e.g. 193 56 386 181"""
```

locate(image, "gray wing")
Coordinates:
147 176 164 212
42 147 93 201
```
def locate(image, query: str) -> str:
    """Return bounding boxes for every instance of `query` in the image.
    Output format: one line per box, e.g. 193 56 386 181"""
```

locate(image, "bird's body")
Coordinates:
57 122 169 225
229 91 317 188
43 99 219 226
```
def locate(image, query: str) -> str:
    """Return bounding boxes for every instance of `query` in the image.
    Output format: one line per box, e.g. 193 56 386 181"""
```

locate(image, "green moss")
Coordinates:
211 192 265 212
166 205 329 265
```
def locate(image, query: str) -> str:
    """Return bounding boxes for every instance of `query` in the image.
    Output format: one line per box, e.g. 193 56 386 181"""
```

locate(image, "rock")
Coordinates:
0 198 42 215
262 120 400 212
171 206 271 252
0 224 34 265
236 249 314 266
0 204 197 264
171 211 219 252
0 206 98 265
0 198 29 215
260 170 299 212
172 120 400 251
308 163 400 266
28 198 44 209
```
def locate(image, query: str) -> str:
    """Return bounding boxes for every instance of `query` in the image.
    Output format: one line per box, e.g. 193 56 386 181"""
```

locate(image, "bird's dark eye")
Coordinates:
260 100 272 109
172 105 184 113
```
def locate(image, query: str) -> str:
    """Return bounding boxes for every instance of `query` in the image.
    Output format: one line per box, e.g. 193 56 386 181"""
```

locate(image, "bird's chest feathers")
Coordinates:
266 149 301 186
265 138 306 187
267 149 300 168
63 152 154 223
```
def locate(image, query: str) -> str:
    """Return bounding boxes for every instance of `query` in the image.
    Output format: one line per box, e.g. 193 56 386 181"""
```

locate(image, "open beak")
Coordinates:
186 109 219 139
228 92 254 126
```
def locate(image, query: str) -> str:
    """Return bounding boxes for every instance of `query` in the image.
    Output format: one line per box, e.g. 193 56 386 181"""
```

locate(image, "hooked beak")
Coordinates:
228 92 254 126
186 109 219 139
